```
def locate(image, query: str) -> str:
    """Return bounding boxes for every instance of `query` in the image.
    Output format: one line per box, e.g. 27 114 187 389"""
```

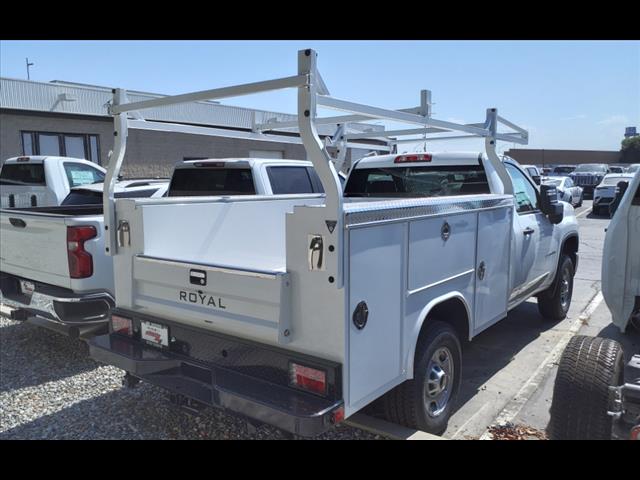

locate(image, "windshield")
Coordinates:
552 166 574 174
574 164 607 173
0 163 46 186
601 176 629 186
543 179 562 187
168 168 256 196
344 165 490 198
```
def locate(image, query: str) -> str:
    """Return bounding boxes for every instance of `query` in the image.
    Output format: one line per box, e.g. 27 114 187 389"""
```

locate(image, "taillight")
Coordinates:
289 362 327 396
67 226 97 279
631 425 640 440
331 406 345 424
111 314 133 336
394 153 432 164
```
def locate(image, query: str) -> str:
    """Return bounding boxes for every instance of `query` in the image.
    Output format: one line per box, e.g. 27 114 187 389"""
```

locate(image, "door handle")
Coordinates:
523 227 535 235
9 218 26 228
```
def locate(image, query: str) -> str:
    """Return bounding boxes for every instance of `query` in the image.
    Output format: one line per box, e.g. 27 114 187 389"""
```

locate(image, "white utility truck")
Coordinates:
88 49 579 436
0 158 322 337
0 156 107 208
601 170 640 333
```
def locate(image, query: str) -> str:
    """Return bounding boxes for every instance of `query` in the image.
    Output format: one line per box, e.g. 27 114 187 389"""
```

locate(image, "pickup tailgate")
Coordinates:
131 255 292 345
0 210 71 288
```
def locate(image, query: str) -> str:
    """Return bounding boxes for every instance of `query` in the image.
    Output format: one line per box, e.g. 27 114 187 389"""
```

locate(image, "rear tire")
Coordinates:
381 321 462 435
548 335 624 440
538 254 574 321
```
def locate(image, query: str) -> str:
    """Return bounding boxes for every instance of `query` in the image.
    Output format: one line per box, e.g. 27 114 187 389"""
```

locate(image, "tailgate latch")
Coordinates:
117 220 130 247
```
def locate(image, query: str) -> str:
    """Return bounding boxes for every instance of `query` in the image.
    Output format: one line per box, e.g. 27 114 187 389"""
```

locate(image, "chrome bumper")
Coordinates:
0 273 114 326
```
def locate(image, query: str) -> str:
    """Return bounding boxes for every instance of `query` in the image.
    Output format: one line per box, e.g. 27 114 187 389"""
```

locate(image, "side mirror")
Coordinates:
532 175 541 185
540 184 564 224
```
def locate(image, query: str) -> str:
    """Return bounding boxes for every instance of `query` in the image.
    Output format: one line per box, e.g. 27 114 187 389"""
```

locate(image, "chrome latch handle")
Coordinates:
117 220 130 248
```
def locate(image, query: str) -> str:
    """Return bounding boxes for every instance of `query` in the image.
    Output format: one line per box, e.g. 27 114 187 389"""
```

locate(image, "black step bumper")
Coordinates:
89 333 344 437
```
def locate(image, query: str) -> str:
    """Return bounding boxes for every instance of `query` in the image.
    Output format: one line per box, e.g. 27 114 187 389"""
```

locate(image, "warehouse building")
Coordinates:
0 77 390 177
505 148 637 167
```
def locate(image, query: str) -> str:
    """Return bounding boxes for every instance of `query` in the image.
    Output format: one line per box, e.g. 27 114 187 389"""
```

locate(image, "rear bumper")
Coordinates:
89 331 344 437
0 272 113 330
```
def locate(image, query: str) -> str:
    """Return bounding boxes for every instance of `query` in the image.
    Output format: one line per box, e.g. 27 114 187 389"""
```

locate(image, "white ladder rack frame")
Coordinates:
103 48 527 256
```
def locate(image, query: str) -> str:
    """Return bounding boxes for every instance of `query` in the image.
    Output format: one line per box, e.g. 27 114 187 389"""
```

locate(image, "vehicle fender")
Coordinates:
404 291 472 379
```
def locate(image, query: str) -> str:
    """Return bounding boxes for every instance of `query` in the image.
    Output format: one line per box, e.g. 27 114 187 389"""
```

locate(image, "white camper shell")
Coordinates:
89 49 578 437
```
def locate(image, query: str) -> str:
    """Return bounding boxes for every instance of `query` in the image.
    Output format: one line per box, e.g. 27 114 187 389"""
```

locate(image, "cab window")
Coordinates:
505 164 539 214
63 162 105 188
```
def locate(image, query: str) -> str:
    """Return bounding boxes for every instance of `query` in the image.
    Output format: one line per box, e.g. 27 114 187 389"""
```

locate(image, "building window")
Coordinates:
21 131 101 165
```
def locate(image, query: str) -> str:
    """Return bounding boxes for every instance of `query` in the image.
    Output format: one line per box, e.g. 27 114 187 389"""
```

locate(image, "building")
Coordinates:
0 77 389 177
504 148 628 167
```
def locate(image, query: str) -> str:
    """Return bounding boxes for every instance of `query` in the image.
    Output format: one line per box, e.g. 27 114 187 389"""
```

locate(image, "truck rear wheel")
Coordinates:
538 254 574 321
381 321 461 435
548 335 624 440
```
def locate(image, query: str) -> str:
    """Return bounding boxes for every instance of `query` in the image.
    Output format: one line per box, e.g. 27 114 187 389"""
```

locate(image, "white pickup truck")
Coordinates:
0 158 322 337
87 49 580 437
0 156 107 208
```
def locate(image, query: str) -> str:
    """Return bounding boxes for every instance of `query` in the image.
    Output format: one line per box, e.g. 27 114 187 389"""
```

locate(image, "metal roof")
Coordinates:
0 77 384 138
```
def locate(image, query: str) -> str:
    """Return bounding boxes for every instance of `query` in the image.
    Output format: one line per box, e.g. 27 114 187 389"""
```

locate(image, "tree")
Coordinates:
620 135 640 164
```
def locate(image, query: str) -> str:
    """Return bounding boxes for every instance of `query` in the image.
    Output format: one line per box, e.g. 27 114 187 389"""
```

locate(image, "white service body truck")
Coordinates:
602 170 640 333
0 158 322 337
0 156 107 208
88 49 579 436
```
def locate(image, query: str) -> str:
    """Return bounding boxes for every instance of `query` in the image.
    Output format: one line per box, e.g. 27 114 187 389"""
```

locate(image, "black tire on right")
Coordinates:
548 335 624 440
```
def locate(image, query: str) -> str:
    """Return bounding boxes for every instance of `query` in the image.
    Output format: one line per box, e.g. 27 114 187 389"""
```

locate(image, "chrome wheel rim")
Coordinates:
424 347 454 418
559 267 571 311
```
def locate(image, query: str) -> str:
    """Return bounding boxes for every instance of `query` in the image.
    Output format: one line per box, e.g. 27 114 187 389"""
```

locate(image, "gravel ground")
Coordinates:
0 316 382 440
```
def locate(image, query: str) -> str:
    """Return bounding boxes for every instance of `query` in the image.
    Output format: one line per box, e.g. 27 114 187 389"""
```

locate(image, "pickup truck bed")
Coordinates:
0 204 113 335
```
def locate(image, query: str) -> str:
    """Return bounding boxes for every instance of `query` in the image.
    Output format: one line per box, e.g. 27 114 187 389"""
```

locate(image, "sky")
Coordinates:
1 40 639 153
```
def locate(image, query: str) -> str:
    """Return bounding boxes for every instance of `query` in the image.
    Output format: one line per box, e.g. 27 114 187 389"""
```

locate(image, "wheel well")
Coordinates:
561 235 579 268
421 297 470 346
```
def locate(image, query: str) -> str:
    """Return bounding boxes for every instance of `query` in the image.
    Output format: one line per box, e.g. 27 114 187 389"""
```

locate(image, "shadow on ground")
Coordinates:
0 320 98 393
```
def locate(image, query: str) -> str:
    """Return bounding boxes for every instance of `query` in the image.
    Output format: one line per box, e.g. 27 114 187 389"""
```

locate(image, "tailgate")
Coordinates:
131 255 292 345
0 211 71 288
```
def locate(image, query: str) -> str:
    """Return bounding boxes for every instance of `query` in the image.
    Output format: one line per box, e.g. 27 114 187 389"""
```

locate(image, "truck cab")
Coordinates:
0 156 106 208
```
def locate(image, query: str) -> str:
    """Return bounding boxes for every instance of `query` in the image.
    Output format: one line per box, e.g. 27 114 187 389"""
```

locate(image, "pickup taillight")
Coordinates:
67 226 97 279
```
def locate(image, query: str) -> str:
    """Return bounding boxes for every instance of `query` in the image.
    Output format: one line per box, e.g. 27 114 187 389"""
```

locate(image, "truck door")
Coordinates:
505 163 554 299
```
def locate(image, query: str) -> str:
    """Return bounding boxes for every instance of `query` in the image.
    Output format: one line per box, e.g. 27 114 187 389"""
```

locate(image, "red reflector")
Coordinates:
394 153 432 164
332 406 345 424
111 315 133 336
289 362 327 395
67 226 97 279
631 425 640 440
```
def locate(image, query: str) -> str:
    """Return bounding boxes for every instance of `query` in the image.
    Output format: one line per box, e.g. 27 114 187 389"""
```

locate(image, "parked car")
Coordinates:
626 164 640 174
592 173 635 216
541 167 552 175
569 163 609 197
551 165 576 176
608 165 625 174
542 176 583 207
520 164 542 184
0 158 323 338
0 156 106 208
601 170 640 333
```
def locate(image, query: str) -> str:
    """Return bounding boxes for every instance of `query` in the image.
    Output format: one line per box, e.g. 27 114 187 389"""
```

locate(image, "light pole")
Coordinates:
26 58 34 80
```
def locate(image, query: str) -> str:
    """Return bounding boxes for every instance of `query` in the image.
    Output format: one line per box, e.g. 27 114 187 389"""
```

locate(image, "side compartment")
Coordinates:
473 207 512 334
347 223 404 410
